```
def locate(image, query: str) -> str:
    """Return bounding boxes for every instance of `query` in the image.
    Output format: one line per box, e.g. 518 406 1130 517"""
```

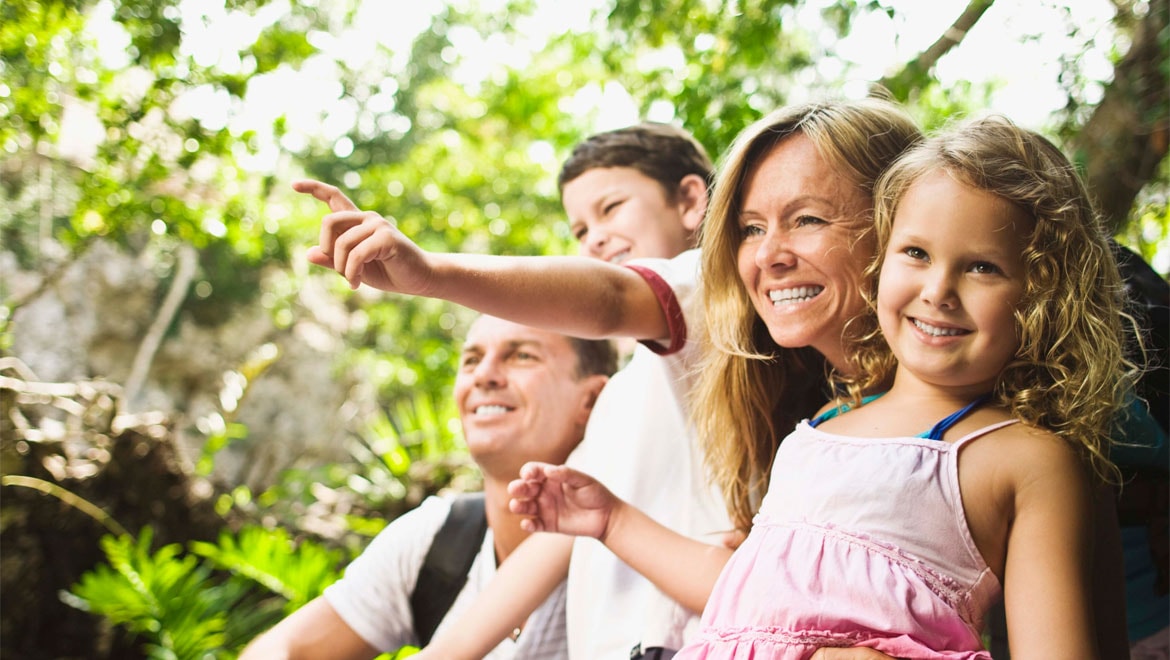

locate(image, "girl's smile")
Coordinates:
878 171 1032 395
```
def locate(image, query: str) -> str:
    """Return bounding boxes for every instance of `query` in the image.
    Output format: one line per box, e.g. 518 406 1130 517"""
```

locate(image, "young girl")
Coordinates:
510 115 1133 658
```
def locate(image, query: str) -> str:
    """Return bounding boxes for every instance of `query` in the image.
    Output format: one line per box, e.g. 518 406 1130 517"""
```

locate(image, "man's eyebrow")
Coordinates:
460 340 546 354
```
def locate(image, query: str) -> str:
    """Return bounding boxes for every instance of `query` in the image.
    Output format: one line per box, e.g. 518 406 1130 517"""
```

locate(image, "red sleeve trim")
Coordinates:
626 263 686 355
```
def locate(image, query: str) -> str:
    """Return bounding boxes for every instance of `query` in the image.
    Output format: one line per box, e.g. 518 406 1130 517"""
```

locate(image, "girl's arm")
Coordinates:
1001 436 1099 658
510 462 732 613
294 179 669 341
415 533 573 660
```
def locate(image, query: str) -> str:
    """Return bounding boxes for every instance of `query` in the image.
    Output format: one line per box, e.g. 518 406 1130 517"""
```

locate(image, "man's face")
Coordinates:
453 316 602 476
562 166 701 263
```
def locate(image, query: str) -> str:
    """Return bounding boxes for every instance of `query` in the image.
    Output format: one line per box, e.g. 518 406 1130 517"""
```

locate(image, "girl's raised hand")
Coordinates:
507 462 618 540
293 179 436 295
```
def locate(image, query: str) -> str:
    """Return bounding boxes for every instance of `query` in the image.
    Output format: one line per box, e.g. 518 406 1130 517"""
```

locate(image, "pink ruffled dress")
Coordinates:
676 412 1012 659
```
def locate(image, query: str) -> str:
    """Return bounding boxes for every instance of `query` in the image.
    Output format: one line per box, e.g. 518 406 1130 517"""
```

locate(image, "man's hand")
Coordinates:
293 179 436 294
508 462 619 541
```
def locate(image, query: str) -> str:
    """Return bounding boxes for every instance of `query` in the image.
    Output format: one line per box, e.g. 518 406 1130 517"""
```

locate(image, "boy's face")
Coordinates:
562 166 702 263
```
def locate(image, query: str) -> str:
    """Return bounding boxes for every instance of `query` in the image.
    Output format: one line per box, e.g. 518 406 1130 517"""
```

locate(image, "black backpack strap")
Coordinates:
410 492 489 646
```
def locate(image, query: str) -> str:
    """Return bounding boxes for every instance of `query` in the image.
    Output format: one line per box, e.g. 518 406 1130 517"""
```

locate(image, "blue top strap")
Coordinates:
922 393 994 440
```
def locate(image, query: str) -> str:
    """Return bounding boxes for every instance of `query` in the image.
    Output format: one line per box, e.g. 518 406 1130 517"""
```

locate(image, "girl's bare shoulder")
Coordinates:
960 417 1087 490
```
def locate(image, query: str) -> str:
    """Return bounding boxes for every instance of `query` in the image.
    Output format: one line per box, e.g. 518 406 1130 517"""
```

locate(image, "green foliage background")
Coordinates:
1 0 1167 656
3 0 1166 411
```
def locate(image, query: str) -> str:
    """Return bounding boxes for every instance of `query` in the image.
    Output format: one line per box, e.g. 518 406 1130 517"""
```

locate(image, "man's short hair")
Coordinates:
568 337 620 379
558 122 714 198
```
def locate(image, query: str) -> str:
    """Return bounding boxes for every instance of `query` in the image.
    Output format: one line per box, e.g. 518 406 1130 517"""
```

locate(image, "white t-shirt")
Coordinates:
324 495 569 659
565 248 731 658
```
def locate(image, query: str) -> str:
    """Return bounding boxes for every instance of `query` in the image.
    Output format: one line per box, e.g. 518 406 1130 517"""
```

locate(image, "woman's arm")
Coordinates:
1089 483 1130 659
510 462 731 613
416 533 573 660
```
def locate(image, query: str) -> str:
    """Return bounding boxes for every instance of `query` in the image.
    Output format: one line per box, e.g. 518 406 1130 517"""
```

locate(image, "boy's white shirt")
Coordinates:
564 248 731 658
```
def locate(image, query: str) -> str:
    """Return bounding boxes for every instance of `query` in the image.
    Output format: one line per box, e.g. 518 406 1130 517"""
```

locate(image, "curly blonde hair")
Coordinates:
843 115 1132 483
692 96 923 531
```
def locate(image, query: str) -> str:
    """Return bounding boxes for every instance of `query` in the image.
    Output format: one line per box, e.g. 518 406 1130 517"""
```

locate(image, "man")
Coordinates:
240 315 616 659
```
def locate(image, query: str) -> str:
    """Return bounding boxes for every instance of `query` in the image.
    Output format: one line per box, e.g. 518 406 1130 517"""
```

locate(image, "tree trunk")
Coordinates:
1073 0 1170 233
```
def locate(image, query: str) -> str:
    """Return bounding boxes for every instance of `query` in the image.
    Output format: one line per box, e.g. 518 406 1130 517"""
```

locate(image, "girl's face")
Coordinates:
736 135 873 372
878 171 1031 395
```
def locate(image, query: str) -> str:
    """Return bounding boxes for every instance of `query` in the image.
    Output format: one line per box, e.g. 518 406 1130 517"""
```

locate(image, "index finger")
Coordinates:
292 179 359 213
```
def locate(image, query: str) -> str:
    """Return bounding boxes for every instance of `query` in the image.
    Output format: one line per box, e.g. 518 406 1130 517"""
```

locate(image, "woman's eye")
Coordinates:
602 200 622 215
571 226 587 241
460 356 480 369
794 215 826 227
740 224 764 238
904 247 928 260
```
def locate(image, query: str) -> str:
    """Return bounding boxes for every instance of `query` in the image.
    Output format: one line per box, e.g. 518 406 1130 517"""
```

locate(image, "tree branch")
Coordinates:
874 0 996 99
123 244 199 408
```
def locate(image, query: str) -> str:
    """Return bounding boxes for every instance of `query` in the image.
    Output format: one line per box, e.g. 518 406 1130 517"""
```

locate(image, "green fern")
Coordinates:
65 525 345 657
65 528 246 659
190 525 344 614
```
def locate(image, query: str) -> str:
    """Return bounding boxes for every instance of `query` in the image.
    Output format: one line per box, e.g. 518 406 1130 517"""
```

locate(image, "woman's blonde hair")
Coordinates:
845 114 1131 483
692 96 923 531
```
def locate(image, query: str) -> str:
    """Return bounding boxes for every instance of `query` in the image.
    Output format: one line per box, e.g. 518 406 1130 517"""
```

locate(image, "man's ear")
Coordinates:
574 374 609 426
677 173 709 234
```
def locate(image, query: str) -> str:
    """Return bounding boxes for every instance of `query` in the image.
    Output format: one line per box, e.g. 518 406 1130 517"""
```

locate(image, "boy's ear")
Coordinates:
677 173 709 233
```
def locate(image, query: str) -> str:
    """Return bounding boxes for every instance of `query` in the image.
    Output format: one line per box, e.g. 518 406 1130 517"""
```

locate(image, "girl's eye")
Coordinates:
460 356 480 369
970 261 1002 275
904 247 928 261
602 200 622 215
572 226 587 241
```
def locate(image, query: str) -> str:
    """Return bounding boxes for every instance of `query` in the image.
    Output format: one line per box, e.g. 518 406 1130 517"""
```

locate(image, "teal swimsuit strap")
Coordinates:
809 393 885 427
810 392 993 441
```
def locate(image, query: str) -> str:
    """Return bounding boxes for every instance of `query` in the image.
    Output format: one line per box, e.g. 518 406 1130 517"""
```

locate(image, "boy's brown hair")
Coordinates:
558 122 714 199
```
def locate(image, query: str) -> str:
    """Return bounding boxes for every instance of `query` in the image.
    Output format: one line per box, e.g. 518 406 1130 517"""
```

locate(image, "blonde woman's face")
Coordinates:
735 135 873 372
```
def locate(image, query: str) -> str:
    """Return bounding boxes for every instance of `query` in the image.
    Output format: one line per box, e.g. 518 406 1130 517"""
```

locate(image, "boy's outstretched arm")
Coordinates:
293 179 670 341
510 462 731 614
414 533 573 660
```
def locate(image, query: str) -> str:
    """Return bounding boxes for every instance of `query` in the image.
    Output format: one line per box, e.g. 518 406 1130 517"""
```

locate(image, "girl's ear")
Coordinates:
677 173 709 233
